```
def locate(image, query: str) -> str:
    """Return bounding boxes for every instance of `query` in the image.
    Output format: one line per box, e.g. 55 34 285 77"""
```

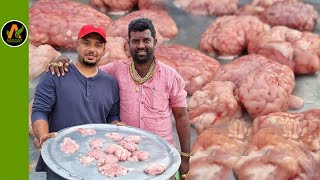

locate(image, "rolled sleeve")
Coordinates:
169 74 187 108
31 73 56 124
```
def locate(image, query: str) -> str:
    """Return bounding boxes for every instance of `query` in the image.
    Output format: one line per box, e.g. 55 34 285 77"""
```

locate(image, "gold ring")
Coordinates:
181 174 188 179
53 63 58 67
58 62 63 67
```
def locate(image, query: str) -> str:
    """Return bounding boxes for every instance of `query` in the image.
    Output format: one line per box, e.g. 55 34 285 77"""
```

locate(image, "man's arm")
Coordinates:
46 55 117 77
106 79 121 124
172 107 190 177
31 73 57 148
32 119 56 149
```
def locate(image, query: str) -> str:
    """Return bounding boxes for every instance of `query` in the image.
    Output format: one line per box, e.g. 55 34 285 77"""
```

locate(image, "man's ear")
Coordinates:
75 40 79 51
154 38 157 46
103 44 106 54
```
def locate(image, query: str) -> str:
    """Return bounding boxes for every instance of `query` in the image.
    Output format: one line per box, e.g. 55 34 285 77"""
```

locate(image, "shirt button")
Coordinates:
141 102 144 104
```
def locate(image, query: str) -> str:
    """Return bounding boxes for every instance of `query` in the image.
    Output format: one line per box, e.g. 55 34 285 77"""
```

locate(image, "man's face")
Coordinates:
76 33 106 67
129 29 157 64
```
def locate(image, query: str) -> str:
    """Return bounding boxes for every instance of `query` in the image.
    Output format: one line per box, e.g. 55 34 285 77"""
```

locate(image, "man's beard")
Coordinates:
83 59 97 67
132 50 154 64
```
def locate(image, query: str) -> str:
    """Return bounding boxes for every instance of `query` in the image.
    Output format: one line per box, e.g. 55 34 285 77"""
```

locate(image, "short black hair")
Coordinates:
128 18 156 40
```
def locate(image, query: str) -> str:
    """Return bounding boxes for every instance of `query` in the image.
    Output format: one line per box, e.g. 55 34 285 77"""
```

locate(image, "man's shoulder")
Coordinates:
99 59 129 72
99 70 118 83
105 59 129 67
157 60 180 77
37 71 55 83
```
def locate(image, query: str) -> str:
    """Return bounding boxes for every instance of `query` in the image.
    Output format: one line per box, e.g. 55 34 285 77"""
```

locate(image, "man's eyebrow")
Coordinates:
81 38 89 42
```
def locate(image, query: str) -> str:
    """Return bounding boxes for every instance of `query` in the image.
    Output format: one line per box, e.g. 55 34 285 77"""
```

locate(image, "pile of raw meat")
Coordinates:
59 128 166 178
29 0 320 179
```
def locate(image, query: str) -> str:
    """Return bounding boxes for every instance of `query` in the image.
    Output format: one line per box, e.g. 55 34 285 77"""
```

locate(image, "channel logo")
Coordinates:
1 20 28 47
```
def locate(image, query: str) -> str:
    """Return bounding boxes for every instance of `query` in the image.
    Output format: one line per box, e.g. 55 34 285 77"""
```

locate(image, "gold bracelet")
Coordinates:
181 173 188 179
180 151 190 157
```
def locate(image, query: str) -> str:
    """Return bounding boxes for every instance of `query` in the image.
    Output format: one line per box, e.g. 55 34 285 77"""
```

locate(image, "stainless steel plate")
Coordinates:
41 124 181 180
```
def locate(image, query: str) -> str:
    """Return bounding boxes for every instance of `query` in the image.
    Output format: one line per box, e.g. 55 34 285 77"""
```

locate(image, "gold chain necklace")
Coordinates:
129 57 155 92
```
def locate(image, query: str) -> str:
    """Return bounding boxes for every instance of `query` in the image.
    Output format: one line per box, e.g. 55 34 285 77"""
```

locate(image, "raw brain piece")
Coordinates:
29 0 112 50
90 0 138 15
118 141 138 152
76 128 96 135
87 149 108 160
106 9 178 42
234 128 318 180
238 60 294 118
90 0 168 14
300 127 320 154
200 15 270 59
89 138 103 149
187 161 235 180
251 0 297 8
131 150 150 161
261 1 318 31
144 163 166 175
114 149 132 161
105 132 124 142
213 54 301 119
98 37 130 67
173 0 239 16
96 154 119 166
123 135 142 144
104 144 124 154
155 44 220 95
80 155 95 165
98 163 131 177
188 120 250 180
191 120 251 154
292 32 320 74
248 26 320 74
188 81 242 133
138 0 168 10
236 1 318 32
29 44 61 82
252 109 320 140
60 137 80 154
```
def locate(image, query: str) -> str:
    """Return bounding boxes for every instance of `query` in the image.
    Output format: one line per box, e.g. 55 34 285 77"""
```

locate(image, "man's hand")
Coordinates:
111 120 126 126
180 156 189 179
45 55 71 77
33 137 41 149
172 107 190 179
34 132 58 149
